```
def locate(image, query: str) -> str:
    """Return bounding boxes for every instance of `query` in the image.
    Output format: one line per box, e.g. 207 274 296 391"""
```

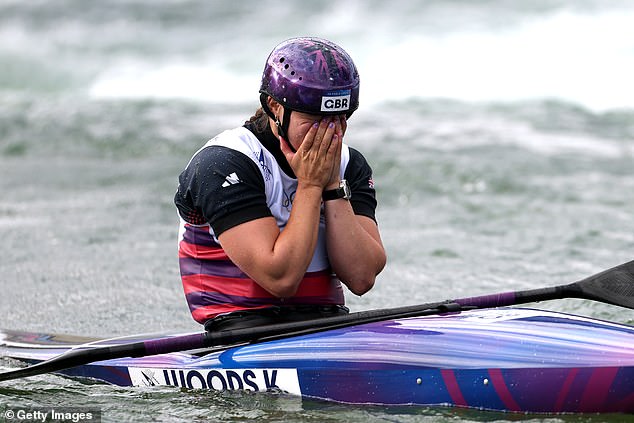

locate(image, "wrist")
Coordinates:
296 181 325 197
324 180 341 191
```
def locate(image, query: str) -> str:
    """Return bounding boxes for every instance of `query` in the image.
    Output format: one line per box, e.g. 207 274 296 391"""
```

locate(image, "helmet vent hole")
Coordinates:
291 71 295 75
279 57 285 63
284 64 290 69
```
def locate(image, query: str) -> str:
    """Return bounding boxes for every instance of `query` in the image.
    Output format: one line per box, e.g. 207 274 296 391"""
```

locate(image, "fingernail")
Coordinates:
313 121 319 128
328 122 335 129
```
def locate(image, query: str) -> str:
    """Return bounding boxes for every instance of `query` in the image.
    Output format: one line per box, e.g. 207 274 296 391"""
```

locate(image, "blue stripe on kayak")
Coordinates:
454 369 506 410
297 369 453 405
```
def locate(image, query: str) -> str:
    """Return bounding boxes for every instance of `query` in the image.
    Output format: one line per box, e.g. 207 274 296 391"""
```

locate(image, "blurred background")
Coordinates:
1 1 633 420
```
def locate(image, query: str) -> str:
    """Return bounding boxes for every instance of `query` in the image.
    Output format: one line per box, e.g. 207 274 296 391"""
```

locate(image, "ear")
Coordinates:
267 97 283 119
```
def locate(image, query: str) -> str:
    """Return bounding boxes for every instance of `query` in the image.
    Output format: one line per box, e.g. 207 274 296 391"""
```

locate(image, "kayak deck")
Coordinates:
1 308 633 413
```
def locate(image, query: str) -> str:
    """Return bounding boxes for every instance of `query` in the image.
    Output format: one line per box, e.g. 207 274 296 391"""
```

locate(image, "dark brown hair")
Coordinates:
245 107 270 134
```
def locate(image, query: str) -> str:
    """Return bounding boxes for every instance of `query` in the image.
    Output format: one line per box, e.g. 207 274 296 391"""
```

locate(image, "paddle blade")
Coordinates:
572 259 634 309
0 333 208 382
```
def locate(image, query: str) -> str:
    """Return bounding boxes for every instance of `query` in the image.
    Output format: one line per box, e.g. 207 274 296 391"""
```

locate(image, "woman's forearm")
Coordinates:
324 200 386 295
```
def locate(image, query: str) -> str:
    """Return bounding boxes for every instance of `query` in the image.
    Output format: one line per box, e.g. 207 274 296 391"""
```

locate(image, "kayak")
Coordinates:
1 307 633 414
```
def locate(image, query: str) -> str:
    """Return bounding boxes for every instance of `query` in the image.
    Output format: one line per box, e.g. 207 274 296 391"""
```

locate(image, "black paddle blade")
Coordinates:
0 359 57 382
570 259 634 309
0 341 148 382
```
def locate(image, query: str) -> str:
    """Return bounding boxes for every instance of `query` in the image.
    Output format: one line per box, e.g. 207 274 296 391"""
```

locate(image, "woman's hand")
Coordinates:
280 117 340 190
324 116 345 190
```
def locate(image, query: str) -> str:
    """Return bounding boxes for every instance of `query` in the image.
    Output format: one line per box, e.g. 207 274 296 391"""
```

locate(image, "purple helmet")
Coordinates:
259 37 360 117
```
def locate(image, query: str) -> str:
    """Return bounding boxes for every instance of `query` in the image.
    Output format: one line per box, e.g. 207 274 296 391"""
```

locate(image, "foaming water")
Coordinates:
1 1 633 110
86 4 634 111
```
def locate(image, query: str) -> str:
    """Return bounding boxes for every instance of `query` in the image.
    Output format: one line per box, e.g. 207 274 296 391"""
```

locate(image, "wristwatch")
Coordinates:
322 179 351 201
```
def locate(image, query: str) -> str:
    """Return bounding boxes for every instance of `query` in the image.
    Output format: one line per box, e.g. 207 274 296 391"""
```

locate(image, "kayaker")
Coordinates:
174 37 386 331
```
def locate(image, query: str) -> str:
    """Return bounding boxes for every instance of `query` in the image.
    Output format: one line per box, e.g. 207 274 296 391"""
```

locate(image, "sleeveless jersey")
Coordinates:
175 124 377 324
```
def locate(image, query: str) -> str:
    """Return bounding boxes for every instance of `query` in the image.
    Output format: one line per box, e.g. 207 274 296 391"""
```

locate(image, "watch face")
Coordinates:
341 180 351 199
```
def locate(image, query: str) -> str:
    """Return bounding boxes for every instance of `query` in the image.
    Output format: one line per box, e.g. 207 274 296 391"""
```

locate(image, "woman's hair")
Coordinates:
245 107 269 134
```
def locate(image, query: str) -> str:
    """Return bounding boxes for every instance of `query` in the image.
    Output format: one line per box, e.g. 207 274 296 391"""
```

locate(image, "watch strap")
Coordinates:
322 180 351 201
322 187 345 201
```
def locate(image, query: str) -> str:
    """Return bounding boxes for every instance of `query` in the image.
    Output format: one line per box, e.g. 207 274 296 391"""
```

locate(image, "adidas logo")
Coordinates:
222 172 241 188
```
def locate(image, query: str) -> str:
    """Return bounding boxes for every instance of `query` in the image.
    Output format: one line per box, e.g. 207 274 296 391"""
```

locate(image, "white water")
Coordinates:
86 5 634 111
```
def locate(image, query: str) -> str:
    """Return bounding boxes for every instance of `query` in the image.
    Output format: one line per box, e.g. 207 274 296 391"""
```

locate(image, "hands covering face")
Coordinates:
280 115 346 190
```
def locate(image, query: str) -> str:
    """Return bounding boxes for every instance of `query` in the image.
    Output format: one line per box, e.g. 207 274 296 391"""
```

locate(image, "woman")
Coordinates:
174 37 386 331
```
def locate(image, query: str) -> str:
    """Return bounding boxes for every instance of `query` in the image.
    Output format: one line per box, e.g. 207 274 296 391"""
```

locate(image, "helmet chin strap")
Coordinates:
260 93 297 153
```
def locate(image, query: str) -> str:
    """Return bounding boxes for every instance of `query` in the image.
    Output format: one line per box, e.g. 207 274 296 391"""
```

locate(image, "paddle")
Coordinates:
1 259 633 382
